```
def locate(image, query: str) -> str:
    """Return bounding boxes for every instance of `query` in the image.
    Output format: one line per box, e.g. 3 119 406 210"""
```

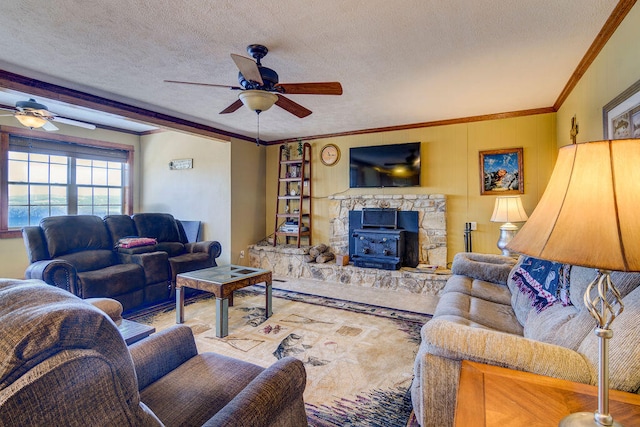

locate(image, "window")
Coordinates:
1 127 133 237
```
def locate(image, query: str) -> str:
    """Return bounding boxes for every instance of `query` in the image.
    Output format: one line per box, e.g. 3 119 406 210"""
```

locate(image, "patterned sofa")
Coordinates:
411 252 640 427
0 278 308 426
22 213 221 312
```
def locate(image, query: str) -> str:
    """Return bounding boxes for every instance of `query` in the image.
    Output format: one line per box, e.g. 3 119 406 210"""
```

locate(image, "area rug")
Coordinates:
127 288 431 426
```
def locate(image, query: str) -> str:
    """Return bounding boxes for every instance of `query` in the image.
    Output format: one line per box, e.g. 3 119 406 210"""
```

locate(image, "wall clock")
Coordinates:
320 144 340 166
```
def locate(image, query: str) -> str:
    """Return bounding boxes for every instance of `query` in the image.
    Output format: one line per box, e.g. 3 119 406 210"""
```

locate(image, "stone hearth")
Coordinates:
248 243 450 296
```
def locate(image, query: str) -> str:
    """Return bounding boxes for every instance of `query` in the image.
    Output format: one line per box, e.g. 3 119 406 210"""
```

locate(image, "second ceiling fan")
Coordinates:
165 44 342 118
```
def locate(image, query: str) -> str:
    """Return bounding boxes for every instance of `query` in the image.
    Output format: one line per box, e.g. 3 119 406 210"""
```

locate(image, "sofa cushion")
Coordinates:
450 252 517 285
577 285 640 392
40 215 112 257
133 213 182 243
140 352 264 426
523 303 594 351
156 241 186 257
568 267 640 313
441 275 512 306
78 263 145 298
433 291 523 336
168 252 214 278
59 249 116 272
104 214 138 243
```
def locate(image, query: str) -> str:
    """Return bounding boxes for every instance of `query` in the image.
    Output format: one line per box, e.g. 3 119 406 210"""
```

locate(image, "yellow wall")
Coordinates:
139 131 232 264
0 118 141 278
2 3 640 276
267 114 556 263
139 132 267 266
231 140 267 266
557 5 640 146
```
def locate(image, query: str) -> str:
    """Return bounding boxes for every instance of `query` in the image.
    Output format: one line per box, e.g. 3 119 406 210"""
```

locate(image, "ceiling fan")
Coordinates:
165 44 343 118
0 98 97 131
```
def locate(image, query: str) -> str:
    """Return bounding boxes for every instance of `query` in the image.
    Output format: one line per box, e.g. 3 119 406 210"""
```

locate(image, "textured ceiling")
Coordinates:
0 1 618 141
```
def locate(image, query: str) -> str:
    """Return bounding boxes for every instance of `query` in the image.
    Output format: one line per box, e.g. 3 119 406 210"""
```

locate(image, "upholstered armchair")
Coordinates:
0 278 308 426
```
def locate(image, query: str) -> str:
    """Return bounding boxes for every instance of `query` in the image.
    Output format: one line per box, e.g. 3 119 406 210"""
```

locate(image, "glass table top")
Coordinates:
178 265 269 284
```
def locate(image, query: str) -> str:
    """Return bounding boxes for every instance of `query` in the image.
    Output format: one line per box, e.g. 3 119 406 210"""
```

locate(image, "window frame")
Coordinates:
0 125 134 238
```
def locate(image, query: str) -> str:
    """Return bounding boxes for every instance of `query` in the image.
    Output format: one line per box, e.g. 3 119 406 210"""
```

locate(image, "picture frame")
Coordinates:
603 78 640 140
479 147 524 195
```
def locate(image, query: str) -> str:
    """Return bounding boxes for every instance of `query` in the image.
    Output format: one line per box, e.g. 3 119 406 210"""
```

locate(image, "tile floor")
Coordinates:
271 276 439 315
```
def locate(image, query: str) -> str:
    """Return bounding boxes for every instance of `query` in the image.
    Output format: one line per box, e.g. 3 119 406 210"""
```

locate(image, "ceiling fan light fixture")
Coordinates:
238 90 278 113
15 113 47 129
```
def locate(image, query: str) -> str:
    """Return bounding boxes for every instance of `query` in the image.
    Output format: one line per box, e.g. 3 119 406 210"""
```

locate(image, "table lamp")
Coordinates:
507 139 640 427
490 195 528 257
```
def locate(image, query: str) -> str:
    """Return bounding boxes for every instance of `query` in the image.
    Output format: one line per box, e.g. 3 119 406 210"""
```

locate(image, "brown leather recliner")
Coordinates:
105 213 222 295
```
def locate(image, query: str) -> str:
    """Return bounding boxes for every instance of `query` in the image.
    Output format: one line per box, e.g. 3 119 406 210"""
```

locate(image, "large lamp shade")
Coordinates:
507 139 640 271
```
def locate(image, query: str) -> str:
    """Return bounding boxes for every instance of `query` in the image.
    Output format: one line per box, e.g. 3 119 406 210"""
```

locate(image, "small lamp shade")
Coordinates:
490 196 529 223
238 90 278 113
490 196 528 257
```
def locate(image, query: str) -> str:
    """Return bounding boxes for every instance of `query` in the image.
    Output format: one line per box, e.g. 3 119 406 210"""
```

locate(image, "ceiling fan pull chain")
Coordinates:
256 111 261 146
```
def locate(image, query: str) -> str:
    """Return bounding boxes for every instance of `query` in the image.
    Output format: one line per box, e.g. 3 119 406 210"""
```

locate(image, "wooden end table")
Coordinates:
118 319 155 345
455 361 640 426
175 265 272 338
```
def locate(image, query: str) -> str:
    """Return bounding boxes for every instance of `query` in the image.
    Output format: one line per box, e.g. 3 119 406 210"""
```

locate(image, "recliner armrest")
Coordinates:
185 240 222 260
451 252 517 285
129 324 198 390
204 356 307 427
24 259 79 295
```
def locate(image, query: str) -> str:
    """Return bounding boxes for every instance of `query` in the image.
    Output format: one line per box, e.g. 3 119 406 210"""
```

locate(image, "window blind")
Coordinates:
9 135 129 162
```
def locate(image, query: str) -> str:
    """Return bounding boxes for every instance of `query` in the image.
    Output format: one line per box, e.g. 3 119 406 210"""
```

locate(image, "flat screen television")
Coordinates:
349 142 421 188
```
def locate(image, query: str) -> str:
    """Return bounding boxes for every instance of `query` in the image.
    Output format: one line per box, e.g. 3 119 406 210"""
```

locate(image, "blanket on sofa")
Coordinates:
115 237 157 249
511 256 571 312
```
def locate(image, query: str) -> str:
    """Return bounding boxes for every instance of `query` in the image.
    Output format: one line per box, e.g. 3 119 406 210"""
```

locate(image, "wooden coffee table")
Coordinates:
175 265 272 338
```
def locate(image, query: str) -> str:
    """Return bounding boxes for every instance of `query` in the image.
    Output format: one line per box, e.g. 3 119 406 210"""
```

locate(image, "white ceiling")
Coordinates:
0 1 619 141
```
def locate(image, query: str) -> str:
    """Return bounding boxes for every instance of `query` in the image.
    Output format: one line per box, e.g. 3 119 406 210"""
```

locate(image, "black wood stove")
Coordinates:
349 208 419 270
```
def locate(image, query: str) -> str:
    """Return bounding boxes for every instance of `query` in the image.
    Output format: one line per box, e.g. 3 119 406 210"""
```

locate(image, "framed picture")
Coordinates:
603 78 640 140
479 147 524 195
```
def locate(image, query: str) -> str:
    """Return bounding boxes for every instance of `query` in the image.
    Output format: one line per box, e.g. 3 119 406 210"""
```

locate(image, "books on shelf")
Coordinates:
279 224 309 233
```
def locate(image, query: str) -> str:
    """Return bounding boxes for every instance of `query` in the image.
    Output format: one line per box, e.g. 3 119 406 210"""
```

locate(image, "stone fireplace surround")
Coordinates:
329 194 447 267
248 194 451 296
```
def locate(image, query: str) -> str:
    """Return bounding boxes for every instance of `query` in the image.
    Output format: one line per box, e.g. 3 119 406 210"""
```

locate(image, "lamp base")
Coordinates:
496 222 519 257
559 412 622 427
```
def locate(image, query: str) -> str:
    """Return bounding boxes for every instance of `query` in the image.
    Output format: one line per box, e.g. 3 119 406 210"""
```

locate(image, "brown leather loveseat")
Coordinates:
22 213 221 312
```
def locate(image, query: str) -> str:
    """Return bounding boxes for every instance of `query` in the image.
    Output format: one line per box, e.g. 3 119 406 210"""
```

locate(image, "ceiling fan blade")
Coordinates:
164 80 241 90
220 99 244 114
0 103 18 112
42 121 59 131
52 116 97 130
231 53 263 85
276 82 343 95
275 95 312 118
32 109 53 117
